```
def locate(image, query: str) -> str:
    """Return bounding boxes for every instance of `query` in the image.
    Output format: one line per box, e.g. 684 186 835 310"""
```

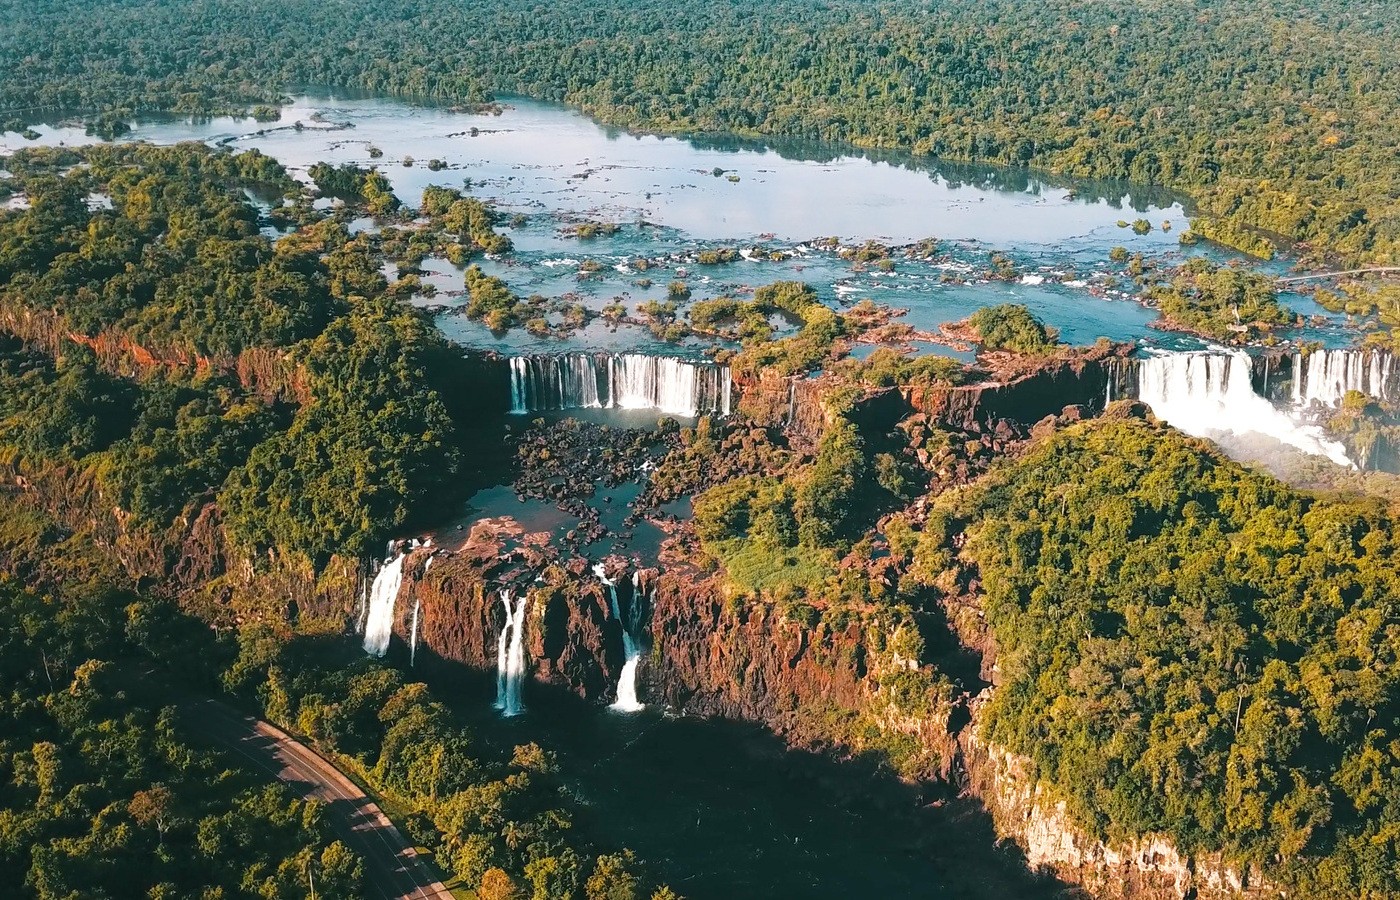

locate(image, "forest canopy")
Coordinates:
1 0 1399 263
920 418 1400 897
0 142 479 564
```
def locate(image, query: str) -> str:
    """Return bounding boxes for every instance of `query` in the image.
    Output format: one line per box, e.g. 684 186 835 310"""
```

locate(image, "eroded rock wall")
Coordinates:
396 544 622 700
961 724 1277 900
905 352 1126 436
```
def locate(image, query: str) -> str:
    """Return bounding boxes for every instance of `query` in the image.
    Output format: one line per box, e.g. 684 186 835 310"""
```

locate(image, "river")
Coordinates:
0 90 1360 358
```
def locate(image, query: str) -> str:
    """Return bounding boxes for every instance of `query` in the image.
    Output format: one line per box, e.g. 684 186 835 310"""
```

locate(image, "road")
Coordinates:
182 699 455 900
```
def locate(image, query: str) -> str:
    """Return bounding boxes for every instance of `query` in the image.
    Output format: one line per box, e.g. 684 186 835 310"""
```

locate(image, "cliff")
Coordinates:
6 443 1278 899
960 722 1278 900
903 347 1129 437
410 550 619 699
0 337 1286 898
0 297 307 403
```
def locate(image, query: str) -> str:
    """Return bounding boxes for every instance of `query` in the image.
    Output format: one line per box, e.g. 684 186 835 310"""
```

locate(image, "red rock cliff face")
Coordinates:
734 349 1128 458
10 439 1267 899
904 351 1127 435
391 542 624 701
643 567 961 780
646 569 870 727
0 299 307 403
731 369 828 451
376 540 963 776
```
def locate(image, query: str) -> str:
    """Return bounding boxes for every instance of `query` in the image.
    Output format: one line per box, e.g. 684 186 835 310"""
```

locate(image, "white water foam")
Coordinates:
362 554 406 658
494 590 528 716
1137 350 1353 468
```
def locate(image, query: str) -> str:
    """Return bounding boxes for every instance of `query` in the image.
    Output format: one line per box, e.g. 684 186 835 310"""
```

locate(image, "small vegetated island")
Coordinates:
1 4 1400 900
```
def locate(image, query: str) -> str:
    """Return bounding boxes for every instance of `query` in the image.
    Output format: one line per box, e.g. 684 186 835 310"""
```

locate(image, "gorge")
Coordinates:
344 340 1398 898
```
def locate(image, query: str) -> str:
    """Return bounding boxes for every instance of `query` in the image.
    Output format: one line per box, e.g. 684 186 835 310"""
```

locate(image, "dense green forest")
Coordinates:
0 526 366 898
914 417 1400 897
227 628 670 899
1143 259 1295 342
4 3 1400 896
0 138 678 898
2 0 1399 264
0 142 477 565
0 494 674 900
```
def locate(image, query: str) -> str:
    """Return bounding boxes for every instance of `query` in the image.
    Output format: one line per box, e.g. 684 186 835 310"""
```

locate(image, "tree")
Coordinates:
586 851 641 900
129 785 175 844
479 867 520 900
525 850 582 900
967 304 1057 354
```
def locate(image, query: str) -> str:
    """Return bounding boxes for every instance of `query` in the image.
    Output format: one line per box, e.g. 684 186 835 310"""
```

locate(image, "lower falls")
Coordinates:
494 589 529 717
361 554 405 659
593 563 652 712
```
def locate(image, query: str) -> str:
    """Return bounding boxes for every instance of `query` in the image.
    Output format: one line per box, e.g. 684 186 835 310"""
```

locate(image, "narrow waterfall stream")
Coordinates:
620 573 653 711
409 556 433 668
594 563 649 712
361 554 406 657
494 590 529 716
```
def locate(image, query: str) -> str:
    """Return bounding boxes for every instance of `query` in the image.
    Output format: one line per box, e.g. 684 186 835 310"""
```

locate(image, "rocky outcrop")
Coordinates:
905 349 1129 436
731 368 828 450
389 530 624 700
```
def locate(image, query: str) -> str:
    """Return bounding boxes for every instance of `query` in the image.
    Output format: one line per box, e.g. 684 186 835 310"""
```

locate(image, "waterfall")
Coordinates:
622 572 653 711
594 563 649 712
508 353 731 417
494 590 528 716
493 591 511 709
1136 351 1353 468
409 556 433 668
362 554 406 658
355 563 372 635
1291 348 1395 408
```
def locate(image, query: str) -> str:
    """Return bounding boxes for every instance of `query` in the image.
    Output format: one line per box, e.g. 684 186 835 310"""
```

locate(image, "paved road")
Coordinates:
182 699 454 900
